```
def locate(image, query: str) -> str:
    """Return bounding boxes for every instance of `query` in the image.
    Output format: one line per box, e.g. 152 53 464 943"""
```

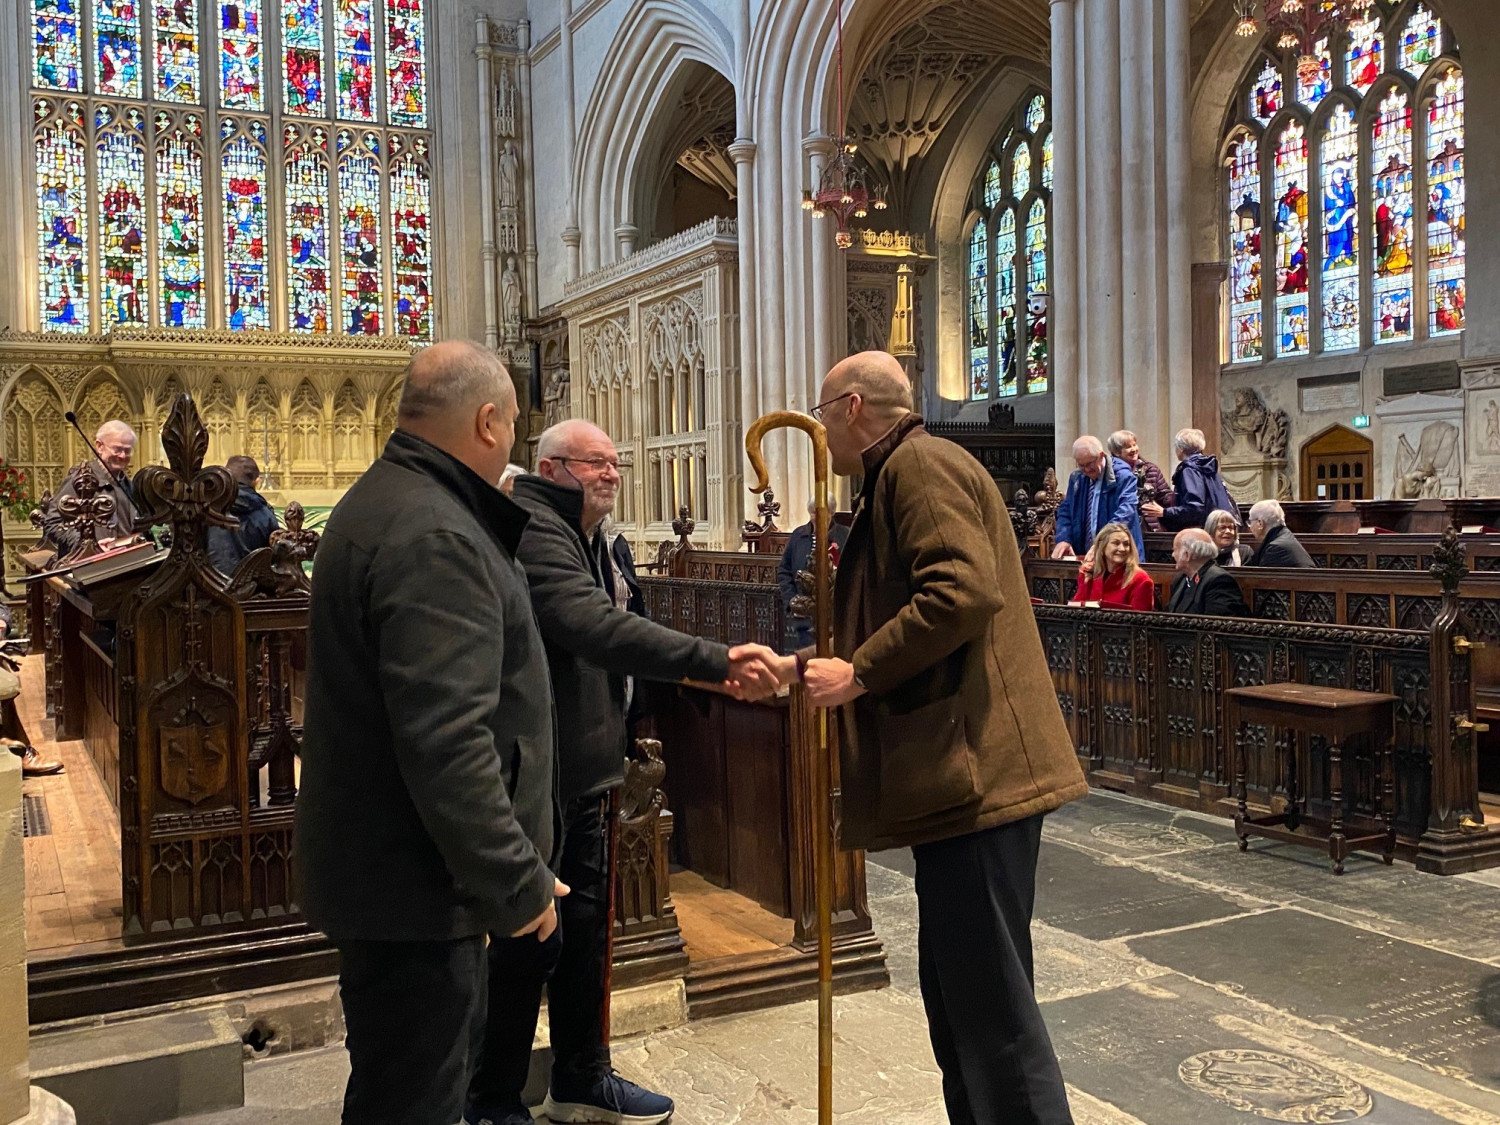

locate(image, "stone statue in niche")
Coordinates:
1394 420 1460 499
498 141 521 253
1221 388 1290 460
1485 398 1500 453
543 368 571 429
498 141 519 209
502 256 522 343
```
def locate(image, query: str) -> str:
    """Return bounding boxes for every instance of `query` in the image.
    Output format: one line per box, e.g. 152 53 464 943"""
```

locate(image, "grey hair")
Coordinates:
807 498 817 515
95 419 136 444
1072 435 1105 459
1174 428 1206 456
1106 430 1136 458
1248 499 1286 529
1204 509 1239 537
498 463 527 486
397 341 513 423
1176 533 1219 564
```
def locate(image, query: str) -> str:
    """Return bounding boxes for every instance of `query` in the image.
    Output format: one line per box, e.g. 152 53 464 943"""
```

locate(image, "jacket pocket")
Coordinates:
875 693 980 825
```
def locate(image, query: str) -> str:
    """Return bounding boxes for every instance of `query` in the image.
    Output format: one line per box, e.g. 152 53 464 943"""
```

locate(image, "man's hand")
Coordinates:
1050 541 1074 560
804 657 866 707
1077 555 1095 576
725 644 789 701
1140 501 1164 518
511 878 570 941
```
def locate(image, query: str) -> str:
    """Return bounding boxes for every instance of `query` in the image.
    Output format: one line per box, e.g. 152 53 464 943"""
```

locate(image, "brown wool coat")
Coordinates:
829 416 1087 852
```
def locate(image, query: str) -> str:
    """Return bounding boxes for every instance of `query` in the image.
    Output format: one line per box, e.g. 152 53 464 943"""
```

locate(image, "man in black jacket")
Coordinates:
1244 499 1318 568
206 455 278 573
297 341 564 1125
473 419 780 1125
1166 528 1250 616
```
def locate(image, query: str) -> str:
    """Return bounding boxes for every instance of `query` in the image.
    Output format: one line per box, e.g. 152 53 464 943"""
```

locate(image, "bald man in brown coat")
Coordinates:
770 352 1086 1124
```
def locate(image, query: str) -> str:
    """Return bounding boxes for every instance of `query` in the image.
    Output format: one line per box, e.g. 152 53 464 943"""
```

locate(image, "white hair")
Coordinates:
1174 428 1206 456
1249 499 1286 529
1106 430 1136 457
1175 533 1219 564
498 463 527 486
537 418 611 461
1204 509 1239 537
1072 435 1105 459
95 419 136 444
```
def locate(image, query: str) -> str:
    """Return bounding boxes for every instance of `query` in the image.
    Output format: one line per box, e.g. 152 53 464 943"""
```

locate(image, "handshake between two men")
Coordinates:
719 645 863 709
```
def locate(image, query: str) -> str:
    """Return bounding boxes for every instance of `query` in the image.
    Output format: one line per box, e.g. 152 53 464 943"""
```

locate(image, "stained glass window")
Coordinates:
1346 14 1383 96
36 101 88 333
286 127 332 332
996 209 1017 397
157 113 205 329
385 0 425 127
1321 103 1359 351
968 222 989 399
154 0 199 102
223 123 269 330
96 107 149 328
1227 135 1262 363
1011 142 1031 198
284 0 325 115
390 137 431 339
1250 59 1282 127
34 1 81 90
1041 133 1053 191
1273 121 1310 357
1371 88 1414 343
1297 38 1332 110
340 131 382 334
220 0 264 110
96 0 142 97
982 161 1001 209
1024 199 1049 394
1427 67 1465 336
1400 4 1442 77
1025 96 1046 134
335 0 375 121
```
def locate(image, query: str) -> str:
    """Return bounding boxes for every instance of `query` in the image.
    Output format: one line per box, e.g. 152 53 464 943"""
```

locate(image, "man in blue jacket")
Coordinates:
1050 435 1143 558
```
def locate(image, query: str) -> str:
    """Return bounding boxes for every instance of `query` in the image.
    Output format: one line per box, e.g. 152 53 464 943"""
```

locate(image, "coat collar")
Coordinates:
511 473 586 527
381 429 530 555
859 413 925 485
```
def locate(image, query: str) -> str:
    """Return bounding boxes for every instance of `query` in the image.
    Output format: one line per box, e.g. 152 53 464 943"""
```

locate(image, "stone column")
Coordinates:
730 138 759 525
804 135 838 395
560 0 581 282
1163 0 1194 437
1050 0 1080 466
1082 0 1124 439
474 19 500 350
1193 263 1228 455
516 20 540 319
891 263 916 361
615 224 639 258
1119 0 1162 456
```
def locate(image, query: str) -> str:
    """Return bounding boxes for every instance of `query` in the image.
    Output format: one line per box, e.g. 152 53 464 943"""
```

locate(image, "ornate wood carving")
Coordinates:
612 738 688 987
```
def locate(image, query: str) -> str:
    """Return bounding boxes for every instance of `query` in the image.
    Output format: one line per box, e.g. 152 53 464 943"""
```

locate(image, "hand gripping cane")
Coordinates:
744 412 835 1125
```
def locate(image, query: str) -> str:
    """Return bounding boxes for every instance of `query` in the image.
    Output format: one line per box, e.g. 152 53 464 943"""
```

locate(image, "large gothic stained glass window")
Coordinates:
28 0 433 338
967 93 1051 400
1224 7 1462 362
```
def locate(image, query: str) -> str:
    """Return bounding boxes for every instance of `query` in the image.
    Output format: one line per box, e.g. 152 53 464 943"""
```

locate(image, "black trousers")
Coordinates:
912 814 1073 1125
336 935 487 1125
470 794 611 1107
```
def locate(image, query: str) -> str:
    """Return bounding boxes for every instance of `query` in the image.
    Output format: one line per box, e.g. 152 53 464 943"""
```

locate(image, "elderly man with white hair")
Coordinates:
1166 528 1249 616
41 418 141 555
1244 499 1317 568
1141 427 1240 533
1050 434 1143 559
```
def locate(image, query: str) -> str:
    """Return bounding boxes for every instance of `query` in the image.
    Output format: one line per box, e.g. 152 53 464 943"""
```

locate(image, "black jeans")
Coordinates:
336 935 487 1125
470 794 612 1107
912 815 1073 1125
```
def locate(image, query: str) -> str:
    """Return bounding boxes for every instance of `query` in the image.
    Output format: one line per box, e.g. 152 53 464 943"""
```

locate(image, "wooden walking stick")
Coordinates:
744 413 835 1125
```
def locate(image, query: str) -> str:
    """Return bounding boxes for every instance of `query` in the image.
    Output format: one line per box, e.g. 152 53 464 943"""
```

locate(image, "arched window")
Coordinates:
967 92 1051 399
1223 2 1462 363
29 0 432 339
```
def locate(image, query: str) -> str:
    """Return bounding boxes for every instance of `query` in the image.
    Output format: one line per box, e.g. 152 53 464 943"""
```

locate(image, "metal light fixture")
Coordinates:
801 0 887 249
1235 0 1377 82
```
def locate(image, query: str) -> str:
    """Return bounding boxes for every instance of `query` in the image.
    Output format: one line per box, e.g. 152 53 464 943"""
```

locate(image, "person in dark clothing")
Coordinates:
1142 428 1241 532
41 419 140 555
777 499 851 649
473 420 781 1125
1166 528 1249 616
1107 430 1174 532
206 455 279 573
296 341 564 1125
1244 499 1318 568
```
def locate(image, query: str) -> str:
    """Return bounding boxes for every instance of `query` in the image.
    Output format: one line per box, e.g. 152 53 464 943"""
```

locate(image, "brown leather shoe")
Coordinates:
6 741 63 776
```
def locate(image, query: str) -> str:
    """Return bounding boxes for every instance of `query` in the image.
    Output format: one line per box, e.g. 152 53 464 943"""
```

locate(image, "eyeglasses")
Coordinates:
555 456 620 473
811 392 856 422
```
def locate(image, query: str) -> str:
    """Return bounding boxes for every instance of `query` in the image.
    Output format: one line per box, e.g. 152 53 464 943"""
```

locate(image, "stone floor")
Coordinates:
172 791 1500 1124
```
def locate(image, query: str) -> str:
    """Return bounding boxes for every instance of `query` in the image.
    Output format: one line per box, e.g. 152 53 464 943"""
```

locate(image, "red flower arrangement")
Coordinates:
0 458 35 523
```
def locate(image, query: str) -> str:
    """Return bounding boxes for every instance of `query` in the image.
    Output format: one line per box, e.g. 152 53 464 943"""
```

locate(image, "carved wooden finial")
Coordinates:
57 468 116 563
1035 467 1064 512
1429 525 1468 595
269 500 320 562
672 506 696 544
133 394 239 565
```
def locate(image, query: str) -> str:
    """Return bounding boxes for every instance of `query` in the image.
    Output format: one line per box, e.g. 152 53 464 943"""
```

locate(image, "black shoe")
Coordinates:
463 1102 533 1125
542 1071 674 1124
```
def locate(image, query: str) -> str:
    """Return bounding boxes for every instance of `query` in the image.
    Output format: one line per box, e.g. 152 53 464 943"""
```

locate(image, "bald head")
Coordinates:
537 419 610 462
822 351 914 416
1172 528 1218 575
536 419 621 530
395 340 519 483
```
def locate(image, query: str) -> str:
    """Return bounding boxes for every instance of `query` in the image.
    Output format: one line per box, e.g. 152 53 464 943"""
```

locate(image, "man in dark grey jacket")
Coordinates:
471 419 780 1125
297 341 564 1125
1244 499 1318 568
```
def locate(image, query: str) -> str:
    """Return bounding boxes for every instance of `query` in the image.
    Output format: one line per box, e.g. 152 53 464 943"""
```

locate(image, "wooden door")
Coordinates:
1300 425 1373 501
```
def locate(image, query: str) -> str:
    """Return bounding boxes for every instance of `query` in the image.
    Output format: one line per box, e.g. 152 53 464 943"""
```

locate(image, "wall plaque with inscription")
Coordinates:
1300 381 1361 413
1383 361 1460 397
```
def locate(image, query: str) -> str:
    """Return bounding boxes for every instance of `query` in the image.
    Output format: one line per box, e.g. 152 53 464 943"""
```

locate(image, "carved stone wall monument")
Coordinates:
1373 391 1465 500
1219 387 1292 503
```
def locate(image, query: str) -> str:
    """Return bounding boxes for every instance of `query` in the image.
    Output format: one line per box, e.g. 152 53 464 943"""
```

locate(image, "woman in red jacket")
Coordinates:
1073 522 1157 610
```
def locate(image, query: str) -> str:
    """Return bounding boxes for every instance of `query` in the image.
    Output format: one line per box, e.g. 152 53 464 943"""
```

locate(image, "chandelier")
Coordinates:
799 0 887 248
1235 0 1376 84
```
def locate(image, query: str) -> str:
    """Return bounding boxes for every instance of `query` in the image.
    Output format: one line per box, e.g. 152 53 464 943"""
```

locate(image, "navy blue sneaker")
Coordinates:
541 1071 674 1124
464 1100 533 1125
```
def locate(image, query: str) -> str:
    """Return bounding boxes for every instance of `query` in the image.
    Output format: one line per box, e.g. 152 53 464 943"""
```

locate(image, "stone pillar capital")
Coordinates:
561 226 582 249
516 18 531 51
802 134 837 160
728 138 757 165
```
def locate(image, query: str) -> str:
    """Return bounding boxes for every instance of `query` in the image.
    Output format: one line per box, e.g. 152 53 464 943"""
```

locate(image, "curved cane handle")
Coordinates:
745 411 828 497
